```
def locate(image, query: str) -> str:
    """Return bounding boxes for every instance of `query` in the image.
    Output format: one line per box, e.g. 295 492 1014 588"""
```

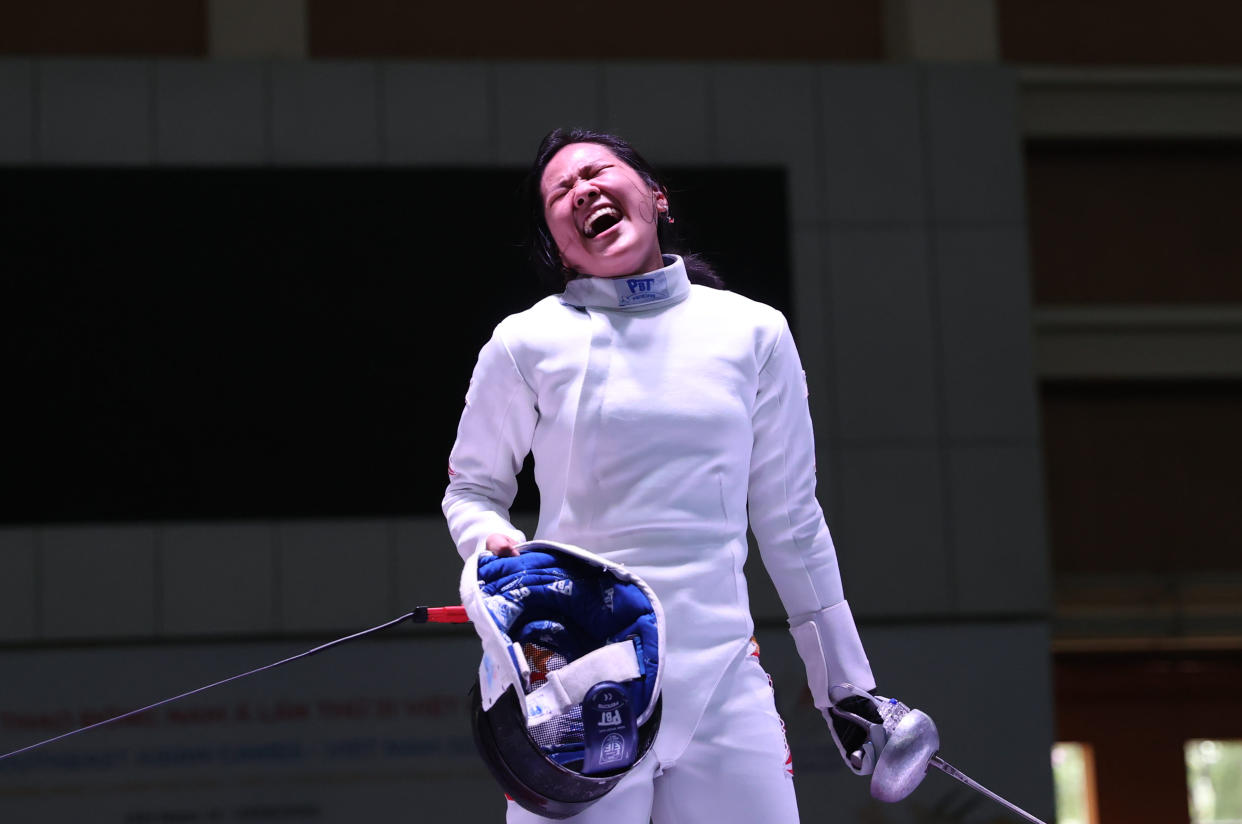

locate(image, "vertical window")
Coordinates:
1053 742 1098 824
1187 740 1242 824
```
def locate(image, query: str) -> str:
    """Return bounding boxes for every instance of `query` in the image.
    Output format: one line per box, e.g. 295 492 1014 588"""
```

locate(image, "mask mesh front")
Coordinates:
522 642 585 758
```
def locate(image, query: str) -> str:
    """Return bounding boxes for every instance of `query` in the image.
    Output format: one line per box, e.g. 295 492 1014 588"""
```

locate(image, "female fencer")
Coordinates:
444 128 879 823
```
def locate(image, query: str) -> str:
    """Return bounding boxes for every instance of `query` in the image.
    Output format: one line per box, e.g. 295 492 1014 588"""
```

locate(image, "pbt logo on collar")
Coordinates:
614 271 669 307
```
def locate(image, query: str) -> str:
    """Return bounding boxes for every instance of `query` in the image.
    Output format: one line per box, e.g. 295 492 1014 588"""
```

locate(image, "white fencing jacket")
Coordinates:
444 256 874 762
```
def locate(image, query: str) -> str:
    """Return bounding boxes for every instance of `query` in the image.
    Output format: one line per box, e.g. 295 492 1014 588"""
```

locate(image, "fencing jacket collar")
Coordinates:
559 255 691 312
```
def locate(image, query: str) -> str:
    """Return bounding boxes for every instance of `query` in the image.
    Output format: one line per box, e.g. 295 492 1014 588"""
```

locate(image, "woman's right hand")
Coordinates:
485 533 521 557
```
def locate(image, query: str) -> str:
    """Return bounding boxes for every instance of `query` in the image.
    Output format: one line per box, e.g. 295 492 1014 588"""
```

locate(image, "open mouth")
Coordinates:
583 206 622 239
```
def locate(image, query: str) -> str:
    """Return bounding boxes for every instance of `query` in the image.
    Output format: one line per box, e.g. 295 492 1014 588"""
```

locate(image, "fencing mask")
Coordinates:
461 540 664 819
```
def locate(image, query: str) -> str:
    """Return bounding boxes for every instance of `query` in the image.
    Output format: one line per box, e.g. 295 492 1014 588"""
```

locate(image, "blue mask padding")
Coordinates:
477 550 660 715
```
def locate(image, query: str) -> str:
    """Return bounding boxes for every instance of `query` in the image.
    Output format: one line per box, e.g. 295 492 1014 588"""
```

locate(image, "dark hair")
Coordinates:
524 127 724 292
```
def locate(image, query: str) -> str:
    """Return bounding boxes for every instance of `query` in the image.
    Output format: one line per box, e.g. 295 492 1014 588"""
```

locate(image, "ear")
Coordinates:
654 190 669 212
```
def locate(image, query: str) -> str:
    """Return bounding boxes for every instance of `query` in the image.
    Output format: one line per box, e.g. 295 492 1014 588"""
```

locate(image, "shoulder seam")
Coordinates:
492 325 537 396
757 311 790 376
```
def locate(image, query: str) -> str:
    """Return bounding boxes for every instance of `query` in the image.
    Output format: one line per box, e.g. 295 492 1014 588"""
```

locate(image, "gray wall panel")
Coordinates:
381 62 492 165
934 225 1038 442
0 59 33 163
278 520 391 631
161 522 278 635
713 64 822 220
949 446 1051 614
494 63 603 165
828 226 939 442
271 62 380 164
155 61 267 165
603 63 711 165
41 525 157 638
821 65 926 223
834 445 952 617
922 65 1024 223
394 517 463 610
39 59 152 164
0 528 38 640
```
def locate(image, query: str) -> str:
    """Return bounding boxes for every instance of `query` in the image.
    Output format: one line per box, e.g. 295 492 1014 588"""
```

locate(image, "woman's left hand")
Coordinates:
486 533 521 557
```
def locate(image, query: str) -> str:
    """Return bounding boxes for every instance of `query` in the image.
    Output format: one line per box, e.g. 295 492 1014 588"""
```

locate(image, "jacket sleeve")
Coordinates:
747 315 876 700
442 327 538 561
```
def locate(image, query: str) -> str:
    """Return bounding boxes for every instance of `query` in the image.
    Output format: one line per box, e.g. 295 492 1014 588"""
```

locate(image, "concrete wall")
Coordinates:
0 58 1053 822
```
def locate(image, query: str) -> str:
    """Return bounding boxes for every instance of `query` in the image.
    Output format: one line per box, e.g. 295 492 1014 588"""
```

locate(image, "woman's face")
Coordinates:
539 142 667 279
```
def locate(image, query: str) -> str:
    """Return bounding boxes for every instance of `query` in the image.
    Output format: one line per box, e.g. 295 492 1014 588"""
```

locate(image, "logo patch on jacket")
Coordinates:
615 272 669 307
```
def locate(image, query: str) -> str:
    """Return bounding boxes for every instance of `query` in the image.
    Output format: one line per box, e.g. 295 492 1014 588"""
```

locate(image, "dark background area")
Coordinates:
1027 141 1242 304
2 168 790 523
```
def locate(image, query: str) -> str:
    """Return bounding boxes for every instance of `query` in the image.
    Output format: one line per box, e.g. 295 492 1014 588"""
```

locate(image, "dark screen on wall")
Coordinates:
2 168 791 523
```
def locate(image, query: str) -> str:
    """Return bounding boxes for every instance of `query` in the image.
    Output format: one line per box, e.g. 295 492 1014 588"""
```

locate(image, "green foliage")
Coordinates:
1053 742 1092 824
1187 740 1242 824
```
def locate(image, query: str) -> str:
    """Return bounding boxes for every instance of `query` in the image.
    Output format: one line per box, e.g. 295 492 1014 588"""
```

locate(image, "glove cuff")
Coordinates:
788 601 875 711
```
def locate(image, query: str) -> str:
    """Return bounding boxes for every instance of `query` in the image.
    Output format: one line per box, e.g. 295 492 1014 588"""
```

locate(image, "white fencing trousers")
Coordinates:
506 645 800 824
